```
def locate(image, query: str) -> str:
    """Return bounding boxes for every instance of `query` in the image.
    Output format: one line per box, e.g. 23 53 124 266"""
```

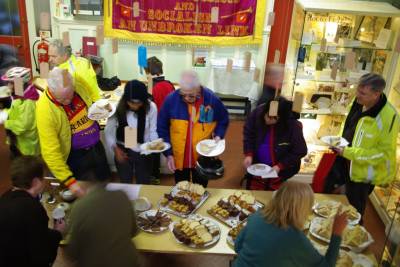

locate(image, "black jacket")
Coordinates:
243 103 308 180
0 190 62 267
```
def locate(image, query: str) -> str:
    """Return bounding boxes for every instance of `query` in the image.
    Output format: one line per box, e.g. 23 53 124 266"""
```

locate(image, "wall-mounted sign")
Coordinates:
104 0 266 46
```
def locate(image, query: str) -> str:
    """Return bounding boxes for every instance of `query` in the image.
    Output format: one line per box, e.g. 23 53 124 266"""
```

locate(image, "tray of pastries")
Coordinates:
313 201 361 225
207 191 264 227
137 210 172 233
309 217 374 253
159 181 209 217
226 221 247 247
313 243 374 267
170 214 220 248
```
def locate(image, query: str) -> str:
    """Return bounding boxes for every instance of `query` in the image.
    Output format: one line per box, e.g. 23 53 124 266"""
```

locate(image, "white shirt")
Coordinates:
105 101 158 152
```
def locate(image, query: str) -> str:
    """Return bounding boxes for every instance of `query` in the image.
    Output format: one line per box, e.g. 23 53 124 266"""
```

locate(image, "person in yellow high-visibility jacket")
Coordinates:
329 73 399 219
48 39 100 101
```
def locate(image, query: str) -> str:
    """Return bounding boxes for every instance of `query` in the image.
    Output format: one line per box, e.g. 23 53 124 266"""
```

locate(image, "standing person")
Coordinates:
105 80 158 184
233 181 348 267
36 68 110 197
1 67 40 157
326 73 399 218
0 156 65 267
48 39 100 100
145 56 175 184
66 180 140 267
157 70 229 187
243 97 307 190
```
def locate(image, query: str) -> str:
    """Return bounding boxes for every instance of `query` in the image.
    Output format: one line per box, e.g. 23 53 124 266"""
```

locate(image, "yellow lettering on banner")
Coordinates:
174 2 181 10
119 18 127 29
217 25 224 35
149 21 158 31
185 11 194 21
177 11 184 22
194 24 202 34
155 9 163 20
158 22 166 32
163 10 169 20
139 20 148 31
167 22 175 32
203 24 212 35
184 23 192 33
148 9 154 20
170 10 176 21
239 26 249 36
176 23 183 33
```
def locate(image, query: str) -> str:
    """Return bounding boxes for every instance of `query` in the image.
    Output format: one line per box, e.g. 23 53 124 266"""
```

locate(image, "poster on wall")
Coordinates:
104 0 266 46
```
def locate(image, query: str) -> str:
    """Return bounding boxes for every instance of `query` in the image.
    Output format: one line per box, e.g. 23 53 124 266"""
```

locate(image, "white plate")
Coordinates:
140 141 171 154
196 139 225 157
313 244 374 267
320 136 349 147
137 210 172 233
170 214 221 248
312 201 361 225
247 164 275 178
309 217 374 253
134 197 152 212
88 99 116 121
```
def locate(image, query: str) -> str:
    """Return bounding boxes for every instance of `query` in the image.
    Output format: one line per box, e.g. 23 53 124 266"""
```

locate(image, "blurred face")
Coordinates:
52 81 74 105
127 101 143 111
48 45 68 69
180 87 200 104
7 82 14 92
264 63 285 89
264 114 279 125
356 85 380 108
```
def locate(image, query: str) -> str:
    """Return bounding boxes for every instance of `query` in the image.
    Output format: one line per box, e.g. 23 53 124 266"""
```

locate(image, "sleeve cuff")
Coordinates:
64 176 77 188
244 152 254 157
277 162 285 170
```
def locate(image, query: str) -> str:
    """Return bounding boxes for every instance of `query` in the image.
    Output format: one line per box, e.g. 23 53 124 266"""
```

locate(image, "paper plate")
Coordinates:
88 99 116 121
140 141 171 154
320 136 349 147
247 164 274 177
196 139 225 157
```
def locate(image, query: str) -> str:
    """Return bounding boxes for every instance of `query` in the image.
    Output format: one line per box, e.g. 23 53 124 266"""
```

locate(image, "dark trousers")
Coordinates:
174 168 208 188
151 153 160 179
115 149 153 184
67 141 111 181
345 180 375 220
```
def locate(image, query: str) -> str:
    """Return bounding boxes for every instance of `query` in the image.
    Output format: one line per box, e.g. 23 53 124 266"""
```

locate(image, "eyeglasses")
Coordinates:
179 92 197 99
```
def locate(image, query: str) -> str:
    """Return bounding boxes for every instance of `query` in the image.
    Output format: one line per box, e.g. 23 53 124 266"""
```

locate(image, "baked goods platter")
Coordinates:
159 181 209 218
207 190 264 227
313 242 374 267
309 217 374 253
226 221 246 247
313 201 361 225
137 210 172 233
170 214 221 248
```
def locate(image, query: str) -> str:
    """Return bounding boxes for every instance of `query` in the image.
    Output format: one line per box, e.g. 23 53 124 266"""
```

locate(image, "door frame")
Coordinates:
0 0 31 69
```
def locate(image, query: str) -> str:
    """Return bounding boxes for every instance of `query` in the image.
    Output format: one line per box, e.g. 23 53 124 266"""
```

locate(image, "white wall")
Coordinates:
26 0 274 88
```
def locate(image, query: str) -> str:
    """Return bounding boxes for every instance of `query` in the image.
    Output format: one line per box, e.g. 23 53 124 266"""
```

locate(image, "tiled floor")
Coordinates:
53 120 388 267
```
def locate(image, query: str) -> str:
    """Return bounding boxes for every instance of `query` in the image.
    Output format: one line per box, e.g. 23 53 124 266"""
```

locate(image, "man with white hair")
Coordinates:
157 70 229 187
36 68 110 196
48 39 100 101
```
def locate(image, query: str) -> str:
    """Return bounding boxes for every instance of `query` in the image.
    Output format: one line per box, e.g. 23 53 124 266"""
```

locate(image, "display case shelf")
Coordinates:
301 43 393 51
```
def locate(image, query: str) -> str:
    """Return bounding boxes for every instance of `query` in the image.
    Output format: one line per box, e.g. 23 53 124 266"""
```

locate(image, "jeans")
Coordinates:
67 141 111 181
174 168 208 188
115 149 153 184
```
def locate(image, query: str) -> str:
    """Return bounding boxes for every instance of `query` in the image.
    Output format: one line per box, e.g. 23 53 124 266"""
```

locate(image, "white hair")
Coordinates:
179 70 201 91
49 39 72 57
47 67 73 93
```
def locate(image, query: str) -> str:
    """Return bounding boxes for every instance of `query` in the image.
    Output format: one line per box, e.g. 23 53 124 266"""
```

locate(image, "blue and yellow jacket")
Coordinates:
157 88 229 170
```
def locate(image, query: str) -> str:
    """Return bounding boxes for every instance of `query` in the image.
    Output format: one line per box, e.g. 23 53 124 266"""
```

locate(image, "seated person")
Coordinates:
66 174 140 267
233 181 348 267
0 156 65 267
243 97 307 190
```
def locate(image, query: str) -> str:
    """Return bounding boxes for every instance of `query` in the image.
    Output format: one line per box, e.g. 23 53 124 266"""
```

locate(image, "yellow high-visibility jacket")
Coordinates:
36 75 99 185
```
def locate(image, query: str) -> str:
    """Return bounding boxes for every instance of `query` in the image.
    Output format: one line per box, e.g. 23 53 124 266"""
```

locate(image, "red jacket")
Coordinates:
151 76 174 112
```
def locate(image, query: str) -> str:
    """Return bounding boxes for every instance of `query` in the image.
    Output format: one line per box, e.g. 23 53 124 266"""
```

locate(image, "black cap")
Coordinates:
124 80 148 103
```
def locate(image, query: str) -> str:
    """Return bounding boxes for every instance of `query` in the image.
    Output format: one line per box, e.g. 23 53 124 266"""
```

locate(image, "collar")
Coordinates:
361 94 387 118
46 89 62 106
152 76 165 82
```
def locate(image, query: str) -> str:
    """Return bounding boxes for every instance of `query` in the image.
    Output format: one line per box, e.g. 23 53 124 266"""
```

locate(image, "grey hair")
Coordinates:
47 67 73 92
359 73 386 92
179 70 201 90
49 39 72 57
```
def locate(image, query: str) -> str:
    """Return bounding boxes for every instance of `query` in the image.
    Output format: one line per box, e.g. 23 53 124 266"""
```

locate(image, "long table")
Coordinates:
133 185 353 256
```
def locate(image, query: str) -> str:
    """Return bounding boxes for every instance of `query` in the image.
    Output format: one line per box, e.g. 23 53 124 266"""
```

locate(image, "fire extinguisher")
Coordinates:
33 37 49 73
